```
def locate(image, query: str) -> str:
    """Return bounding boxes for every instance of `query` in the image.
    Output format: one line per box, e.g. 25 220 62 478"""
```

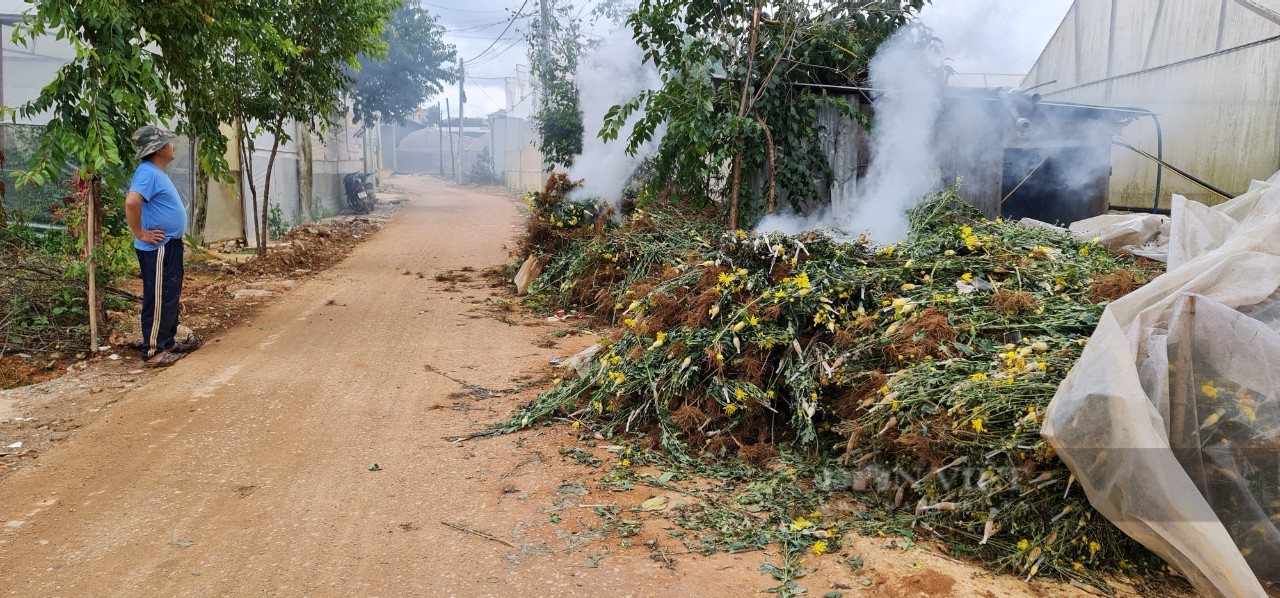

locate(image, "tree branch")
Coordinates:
751 18 803 107
754 110 777 214
728 6 762 230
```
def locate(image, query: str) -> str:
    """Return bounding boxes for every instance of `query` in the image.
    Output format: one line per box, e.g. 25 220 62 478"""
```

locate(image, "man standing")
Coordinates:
125 125 200 367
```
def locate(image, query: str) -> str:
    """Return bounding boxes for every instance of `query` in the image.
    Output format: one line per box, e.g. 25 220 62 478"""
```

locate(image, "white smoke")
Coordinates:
842 29 947 241
756 2 1075 241
569 27 663 202
757 26 946 242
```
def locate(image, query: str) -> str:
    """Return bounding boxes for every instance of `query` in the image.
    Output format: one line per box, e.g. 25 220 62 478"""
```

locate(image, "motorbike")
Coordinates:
343 172 377 214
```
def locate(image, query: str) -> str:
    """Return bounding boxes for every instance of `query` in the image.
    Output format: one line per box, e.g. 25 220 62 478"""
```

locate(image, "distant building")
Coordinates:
394 126 490 179
393 64 544 191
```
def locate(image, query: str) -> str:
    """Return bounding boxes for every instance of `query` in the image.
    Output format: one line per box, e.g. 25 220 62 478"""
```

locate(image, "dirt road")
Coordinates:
0 178 1102 597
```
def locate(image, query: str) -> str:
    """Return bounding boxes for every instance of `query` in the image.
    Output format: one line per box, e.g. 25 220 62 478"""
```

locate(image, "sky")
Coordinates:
423 0 537 119
424 0 1075 118
917 0 1074 74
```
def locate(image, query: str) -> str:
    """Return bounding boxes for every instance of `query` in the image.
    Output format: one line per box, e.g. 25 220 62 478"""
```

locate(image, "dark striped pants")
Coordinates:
137 237 184 359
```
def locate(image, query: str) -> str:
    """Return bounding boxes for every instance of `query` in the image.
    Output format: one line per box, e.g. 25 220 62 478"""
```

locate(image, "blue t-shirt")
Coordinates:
129 161 187 251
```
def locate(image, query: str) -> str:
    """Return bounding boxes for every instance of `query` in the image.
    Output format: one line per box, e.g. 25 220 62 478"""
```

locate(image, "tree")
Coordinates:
425 105 442 125
525 0 626 169
216 0 397 254
350 5 456 126
602 0 928 228
8 0 272 346
10 1 250 192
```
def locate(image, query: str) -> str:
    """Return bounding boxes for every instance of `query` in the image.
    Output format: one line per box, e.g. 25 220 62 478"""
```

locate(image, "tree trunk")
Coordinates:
259 117 285 255
755 111 777 214
191 145 210 245
727 7 762 230
298 125 314 222
85 174 105 352
0 146 7 226
237 119 261 254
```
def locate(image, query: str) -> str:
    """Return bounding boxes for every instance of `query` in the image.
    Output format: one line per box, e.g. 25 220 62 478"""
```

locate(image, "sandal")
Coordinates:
171 333 203 354
144 350 185 368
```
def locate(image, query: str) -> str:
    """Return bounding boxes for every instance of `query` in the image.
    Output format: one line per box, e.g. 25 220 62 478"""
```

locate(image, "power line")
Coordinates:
467 36 525 67
418 1 508 14
449 34 523 40
467 75 501 109
466 0 529 62
444 20 516 33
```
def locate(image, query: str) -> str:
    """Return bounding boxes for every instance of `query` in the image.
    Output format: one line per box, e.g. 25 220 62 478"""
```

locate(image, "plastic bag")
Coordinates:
1045 171 1280 598
1069 212 1170 261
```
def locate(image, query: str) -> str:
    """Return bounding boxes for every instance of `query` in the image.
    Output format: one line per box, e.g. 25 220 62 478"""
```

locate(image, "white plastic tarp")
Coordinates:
1045 171 1280 598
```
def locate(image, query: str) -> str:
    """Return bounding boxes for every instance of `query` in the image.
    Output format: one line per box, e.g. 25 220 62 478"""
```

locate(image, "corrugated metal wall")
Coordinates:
816 101 864 212
506 146 546 192
1023 0 1280 208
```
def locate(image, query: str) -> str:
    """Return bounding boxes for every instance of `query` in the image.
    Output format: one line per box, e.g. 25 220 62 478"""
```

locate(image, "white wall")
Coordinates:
239 118 367 246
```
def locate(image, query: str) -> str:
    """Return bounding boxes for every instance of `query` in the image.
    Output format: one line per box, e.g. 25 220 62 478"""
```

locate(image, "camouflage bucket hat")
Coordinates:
132 125 177 160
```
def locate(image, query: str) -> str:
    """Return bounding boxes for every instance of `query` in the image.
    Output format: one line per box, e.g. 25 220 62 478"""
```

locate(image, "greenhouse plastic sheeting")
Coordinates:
1045 171 1280 598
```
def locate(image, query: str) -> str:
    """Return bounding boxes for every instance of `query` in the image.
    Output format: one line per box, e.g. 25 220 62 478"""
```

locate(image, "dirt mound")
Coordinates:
234 219 379 278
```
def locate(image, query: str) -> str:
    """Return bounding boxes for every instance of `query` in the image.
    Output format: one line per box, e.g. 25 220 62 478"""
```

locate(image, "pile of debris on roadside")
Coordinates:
498 175 1178 592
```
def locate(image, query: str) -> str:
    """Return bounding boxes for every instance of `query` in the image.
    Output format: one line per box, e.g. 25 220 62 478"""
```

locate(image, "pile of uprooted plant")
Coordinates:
503 174 1177 592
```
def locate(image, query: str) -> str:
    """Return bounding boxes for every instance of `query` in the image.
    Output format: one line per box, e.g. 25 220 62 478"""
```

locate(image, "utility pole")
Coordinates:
437 102 444 177
457 58 465 184
445 99 456 182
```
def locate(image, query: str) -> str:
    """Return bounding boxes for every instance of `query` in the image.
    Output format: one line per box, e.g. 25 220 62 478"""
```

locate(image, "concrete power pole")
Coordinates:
437 102 444 177
445 99 456 181
457 58 465 184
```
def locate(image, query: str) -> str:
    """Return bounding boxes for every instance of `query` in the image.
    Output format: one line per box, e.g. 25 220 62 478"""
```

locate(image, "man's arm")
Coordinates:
125 191 166 246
